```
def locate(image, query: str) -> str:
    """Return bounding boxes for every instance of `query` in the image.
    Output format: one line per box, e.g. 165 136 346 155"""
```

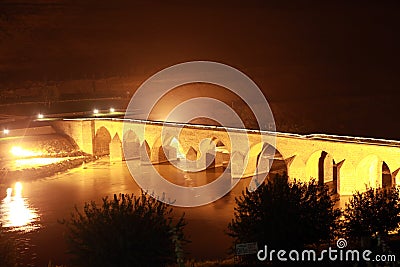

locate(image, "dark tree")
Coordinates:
228 174 340 252
61 193 186 267
343 186 400 240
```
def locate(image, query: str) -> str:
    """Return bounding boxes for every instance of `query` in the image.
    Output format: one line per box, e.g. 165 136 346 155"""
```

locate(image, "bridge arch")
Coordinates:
382 161 392 188
93 126 111 156
207 137 229 170
140 140 151 164
123 130 140 160
286 155 306 182
170 137 186 159
150 134 176 164
356 154 382 190
355 155 398 190
337 161 356 195
245 142 287 179
384 161 400 187
186 146 198 161
394 168 400 186
150 134 190 164
110 133 122 161
305 150 334 184
94 121 121 147
257 143 287 182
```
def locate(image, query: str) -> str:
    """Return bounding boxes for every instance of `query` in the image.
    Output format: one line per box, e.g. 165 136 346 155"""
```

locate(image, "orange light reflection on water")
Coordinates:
10 146 42 158
14 158 64 169
1 182 40 232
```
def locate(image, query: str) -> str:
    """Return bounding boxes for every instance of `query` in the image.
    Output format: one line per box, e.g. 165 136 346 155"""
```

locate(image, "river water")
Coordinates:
0 158 256 266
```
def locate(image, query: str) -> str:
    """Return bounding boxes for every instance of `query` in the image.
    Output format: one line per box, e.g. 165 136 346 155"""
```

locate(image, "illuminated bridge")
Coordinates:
50 118 400 196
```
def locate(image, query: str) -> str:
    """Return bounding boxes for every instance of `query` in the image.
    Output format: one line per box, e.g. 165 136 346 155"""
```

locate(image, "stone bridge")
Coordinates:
51 118 400 196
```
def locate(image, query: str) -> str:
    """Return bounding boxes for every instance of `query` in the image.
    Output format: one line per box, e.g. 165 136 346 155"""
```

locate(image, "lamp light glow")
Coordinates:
10 146 42 158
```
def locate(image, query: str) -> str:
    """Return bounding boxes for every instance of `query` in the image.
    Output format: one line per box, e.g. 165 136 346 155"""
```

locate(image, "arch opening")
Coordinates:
356 155 381 190
110 133 122 161
332 160 345 194
382 161 392 188
93 126 111 156
170 137 186 160
123 130 140 160
257 143 287 183
394 168 400 187
306 150 337 192
158 146 169 163
186 146 198 161
206 138 229 171
150 135 183 164
286 156 306 182
140 140 151 164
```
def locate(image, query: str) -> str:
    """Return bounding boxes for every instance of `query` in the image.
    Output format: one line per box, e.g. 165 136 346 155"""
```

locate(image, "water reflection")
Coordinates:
14 158 65 170
1 182 40 232
0 158 67 172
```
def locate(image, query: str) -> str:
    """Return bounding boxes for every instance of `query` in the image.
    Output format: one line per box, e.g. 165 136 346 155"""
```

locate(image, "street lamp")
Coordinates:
109 107 115 113
93 109 99 115
37 113 44 119
3 129 9 135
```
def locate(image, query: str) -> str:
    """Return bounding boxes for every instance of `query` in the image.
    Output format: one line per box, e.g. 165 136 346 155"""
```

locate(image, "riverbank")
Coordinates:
0 155 96 187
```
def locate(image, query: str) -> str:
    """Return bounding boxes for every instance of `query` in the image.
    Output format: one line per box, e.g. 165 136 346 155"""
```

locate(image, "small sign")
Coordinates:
235 242 258 256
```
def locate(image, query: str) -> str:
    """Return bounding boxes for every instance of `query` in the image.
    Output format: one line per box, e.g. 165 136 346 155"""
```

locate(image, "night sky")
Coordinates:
1 0 399 137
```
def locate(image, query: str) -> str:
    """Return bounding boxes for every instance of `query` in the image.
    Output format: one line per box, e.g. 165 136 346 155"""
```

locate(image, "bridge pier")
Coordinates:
51 120 94 155
110 133 123 162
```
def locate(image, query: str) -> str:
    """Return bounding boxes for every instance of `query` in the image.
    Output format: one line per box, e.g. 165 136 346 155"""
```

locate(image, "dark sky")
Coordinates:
1 0 399 101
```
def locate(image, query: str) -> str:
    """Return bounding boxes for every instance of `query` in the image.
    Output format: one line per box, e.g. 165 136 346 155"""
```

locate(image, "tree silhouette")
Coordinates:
61 193 186 267
342 186 400 240
228 174 340 254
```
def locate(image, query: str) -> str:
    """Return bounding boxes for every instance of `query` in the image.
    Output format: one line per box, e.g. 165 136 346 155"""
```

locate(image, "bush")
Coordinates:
227 174 340 253
342 186 400 241
61 192 186 267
